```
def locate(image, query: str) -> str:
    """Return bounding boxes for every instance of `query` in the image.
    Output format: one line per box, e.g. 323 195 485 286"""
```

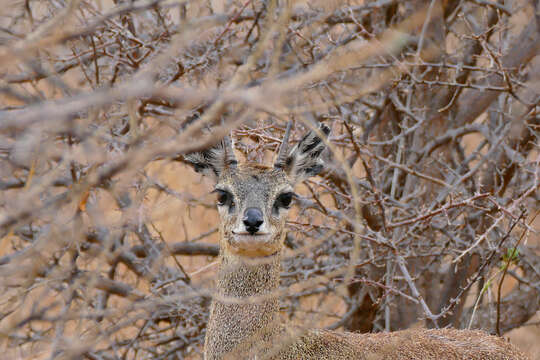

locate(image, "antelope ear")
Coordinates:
184 136 237 180
282 124 330 183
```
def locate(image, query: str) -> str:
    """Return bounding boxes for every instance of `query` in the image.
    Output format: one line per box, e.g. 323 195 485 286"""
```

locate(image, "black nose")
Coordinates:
243 207 264 235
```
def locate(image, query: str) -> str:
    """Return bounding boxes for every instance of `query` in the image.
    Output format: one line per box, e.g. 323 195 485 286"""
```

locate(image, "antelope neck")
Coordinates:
204 250 283 359
216 251 281 298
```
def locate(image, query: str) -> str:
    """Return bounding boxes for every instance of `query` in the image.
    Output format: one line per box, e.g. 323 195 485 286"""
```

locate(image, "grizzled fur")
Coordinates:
185 125 529 360
184 136 237 177
272 328 528 359
217 166 291 257
275 123 330 182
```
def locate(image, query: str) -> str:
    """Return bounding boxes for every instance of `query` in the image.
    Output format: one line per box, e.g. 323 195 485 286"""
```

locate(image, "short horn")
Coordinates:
274 120 292 168
223 135 237 168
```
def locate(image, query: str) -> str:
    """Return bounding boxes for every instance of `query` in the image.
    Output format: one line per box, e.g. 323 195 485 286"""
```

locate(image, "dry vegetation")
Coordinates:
0 0 539 359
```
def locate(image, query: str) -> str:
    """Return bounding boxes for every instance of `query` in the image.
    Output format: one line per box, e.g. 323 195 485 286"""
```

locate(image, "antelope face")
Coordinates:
185 123 329 258
213 166 294 257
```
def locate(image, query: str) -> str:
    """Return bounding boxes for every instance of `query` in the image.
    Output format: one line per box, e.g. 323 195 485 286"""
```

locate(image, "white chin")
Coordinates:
229 234 275 253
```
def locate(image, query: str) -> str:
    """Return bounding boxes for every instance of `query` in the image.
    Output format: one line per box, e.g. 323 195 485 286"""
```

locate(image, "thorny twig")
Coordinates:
0 0 538 358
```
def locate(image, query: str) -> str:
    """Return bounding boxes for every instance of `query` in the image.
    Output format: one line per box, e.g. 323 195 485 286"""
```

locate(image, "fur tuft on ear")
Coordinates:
282 123 330 183
184 137 237 179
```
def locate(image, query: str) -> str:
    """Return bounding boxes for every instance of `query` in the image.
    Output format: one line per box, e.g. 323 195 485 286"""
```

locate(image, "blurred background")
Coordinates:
0 0 539 359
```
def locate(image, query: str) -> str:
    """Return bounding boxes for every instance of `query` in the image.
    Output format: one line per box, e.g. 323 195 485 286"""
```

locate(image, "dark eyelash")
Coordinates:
274 192 295 210
212 189 234 207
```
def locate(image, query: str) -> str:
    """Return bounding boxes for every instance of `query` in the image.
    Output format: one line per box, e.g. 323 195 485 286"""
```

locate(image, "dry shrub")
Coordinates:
0 0 539 359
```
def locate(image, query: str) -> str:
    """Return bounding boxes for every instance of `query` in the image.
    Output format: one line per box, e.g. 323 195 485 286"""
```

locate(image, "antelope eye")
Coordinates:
274 192 294 210
213 189 234 207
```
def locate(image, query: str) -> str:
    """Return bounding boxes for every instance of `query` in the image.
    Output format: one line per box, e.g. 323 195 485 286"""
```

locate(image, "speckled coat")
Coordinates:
204 250 529 360
185 125 529 360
